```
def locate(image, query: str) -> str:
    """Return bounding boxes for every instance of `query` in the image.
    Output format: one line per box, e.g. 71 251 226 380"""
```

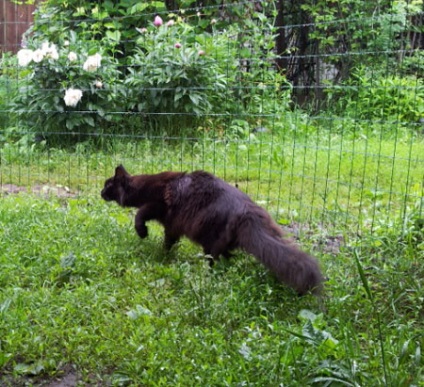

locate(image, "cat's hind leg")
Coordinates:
164 229 180 251
202 239 234 267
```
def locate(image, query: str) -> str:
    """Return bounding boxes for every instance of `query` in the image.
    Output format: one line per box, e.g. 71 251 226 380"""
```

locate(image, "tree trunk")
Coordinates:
275 0 288 72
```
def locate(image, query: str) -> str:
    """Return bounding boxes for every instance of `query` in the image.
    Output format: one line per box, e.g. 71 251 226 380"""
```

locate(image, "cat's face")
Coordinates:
101 176 122 202
101 165 130 205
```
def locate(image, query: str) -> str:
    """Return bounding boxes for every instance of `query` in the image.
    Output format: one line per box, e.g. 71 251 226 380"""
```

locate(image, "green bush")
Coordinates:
10 37 124 137
327 67 424 125
125 18 229 117
3 1 291 140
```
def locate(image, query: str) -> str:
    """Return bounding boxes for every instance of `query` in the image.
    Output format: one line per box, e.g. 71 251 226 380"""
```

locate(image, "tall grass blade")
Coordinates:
353 248 389 386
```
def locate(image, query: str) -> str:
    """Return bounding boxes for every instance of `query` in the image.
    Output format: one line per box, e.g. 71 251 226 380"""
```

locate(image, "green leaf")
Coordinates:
84 116 95 127
189 93 200 105
130 3 149 14
106 30 121 43
354 249 374 303
14 362 44 376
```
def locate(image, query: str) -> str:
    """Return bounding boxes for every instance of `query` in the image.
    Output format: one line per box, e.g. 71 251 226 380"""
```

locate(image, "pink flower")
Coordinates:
166 20 175 27
154 15 163 27
198 50 205 56
175 42 182 49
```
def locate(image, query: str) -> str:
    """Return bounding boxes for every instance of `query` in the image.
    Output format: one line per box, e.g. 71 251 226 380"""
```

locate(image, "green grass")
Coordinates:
1 131 423 233
0 129 423 385
0 193 422 386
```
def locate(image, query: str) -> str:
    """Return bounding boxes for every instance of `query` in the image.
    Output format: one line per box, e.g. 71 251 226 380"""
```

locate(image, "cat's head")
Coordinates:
101 165 130 205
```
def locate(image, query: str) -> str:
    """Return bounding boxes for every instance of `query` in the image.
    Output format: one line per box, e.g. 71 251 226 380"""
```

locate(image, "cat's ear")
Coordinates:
115 165 129 179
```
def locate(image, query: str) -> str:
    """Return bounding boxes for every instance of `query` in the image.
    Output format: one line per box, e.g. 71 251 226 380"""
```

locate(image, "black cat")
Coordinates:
101 165 324 295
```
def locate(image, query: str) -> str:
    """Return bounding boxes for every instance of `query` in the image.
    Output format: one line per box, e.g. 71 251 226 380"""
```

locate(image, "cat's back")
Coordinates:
173 170 252 211
190 170 248 199
190 171 283 233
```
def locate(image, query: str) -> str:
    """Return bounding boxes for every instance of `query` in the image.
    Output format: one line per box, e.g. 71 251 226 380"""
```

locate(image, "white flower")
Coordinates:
32 49 45 63
41 42 49 52
40 42 59 60
47 44 59 60
83 53 102 72
94 80 103 89
64 88 83 107
64 40 70 47
17 49 33 66
68 52 78 62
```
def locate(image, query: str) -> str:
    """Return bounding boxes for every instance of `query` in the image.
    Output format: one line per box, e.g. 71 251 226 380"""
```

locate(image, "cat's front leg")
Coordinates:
135 209 148 239
135 203 164 239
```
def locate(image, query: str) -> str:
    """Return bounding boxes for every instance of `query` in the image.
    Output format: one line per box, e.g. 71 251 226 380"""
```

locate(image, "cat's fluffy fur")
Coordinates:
101 165 324 295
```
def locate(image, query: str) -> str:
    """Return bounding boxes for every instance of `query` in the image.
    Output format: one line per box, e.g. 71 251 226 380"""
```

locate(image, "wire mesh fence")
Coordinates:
0 0 423 240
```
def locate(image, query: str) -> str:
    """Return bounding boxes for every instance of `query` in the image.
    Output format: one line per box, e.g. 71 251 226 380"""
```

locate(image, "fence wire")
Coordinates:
0 1 423 241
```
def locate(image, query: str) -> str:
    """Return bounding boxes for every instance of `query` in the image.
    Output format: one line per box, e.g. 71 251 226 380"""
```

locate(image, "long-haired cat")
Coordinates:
101 165 324 295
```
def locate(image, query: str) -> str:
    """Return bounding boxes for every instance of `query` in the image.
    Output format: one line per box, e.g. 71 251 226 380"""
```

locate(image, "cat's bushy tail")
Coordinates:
237 215 324 295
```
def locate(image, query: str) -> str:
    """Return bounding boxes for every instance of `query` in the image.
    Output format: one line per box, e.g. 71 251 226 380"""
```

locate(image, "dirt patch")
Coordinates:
0 366 81 387
46 370 78 387
282 223 344 255
1 184 78 198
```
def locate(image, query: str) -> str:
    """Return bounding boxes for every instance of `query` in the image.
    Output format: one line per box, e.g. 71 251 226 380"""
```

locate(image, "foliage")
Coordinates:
125 18 229 118
327 66 424 124
401 50 424 76
10 38 124 137
27 0 167 64
10 0 422 139
273 0 423 107
300 0 419 67
0 55 19 131
3 0 288 138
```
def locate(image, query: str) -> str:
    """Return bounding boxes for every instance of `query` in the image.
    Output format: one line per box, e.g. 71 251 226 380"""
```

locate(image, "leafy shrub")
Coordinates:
11 36 124 137
125 18 230 118
327 67 424 124
28 0 160 63
4 0 291 140
400 51 424 76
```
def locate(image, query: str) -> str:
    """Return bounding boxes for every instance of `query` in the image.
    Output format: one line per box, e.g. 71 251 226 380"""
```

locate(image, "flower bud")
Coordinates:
154 15 163 27
136 27 148 34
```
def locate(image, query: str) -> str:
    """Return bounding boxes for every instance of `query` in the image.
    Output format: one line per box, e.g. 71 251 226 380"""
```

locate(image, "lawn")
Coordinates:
0 131 423 385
